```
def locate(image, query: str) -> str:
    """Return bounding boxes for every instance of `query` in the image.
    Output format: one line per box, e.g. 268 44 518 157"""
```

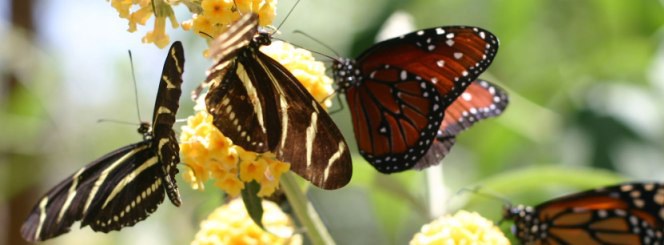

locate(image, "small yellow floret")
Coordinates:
180 103 290 197
410 211 510 245
184 0 277 42
191 198 300 245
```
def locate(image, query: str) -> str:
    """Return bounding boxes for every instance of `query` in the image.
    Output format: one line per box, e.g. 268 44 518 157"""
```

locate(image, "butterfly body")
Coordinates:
505 182 664 244
333 26 499 173
21 41 185 242
205 14 352 189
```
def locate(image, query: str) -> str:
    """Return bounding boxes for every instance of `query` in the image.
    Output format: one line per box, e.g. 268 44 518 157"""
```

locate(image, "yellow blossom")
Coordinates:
191 198 301 245
183 0 277 42
109 0 179 48
180 106 290 197
410 211 510 245
142 16 171 48
261 41 336 108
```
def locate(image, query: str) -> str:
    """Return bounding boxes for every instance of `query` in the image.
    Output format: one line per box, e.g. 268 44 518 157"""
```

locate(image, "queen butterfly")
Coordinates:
504 182 664 244
21 42 184 241
332 26 499 173
204 13 352 189
415 79 508 169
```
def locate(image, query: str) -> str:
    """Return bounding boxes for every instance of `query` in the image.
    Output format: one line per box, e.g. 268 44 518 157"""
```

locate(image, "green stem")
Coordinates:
280 172 335 245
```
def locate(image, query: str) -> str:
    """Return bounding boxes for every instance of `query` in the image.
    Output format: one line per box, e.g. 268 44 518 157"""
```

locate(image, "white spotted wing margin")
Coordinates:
415 79 509 169
21 41 185 242
205 13 352 190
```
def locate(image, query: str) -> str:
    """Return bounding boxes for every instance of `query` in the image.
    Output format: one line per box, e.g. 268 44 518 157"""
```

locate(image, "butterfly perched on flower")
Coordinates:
21 42 185 241
332 26 500 173
203 13 352 190
504 182 664 244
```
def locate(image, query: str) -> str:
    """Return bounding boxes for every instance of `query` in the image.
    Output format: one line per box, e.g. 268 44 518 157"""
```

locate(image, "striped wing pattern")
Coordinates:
205 14 352 190
21 41 185 242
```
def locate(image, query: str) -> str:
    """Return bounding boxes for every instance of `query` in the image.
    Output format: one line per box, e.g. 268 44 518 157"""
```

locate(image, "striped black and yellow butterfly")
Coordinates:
203 13 352 190
21 41 185 242
504 182 664 244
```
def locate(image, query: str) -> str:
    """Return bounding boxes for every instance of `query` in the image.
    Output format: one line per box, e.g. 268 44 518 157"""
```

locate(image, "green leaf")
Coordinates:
241 180 264 230
461 165 626 220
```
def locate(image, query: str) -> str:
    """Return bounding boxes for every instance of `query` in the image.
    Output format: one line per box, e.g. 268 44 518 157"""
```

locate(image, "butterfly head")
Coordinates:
252 32 272 48
138 122 152 139
503 204 539 242
332 58 362 93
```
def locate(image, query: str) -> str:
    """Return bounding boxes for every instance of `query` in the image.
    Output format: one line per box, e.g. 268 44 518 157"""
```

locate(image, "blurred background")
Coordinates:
2 0 664 244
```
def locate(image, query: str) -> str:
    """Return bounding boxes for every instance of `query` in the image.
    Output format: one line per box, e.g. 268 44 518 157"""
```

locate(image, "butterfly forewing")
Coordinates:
346 67 444 173
356 26 498 105
206 53 283 153
257 52 352 189
21 41 185 242
204 13 352 189
152 41 185 206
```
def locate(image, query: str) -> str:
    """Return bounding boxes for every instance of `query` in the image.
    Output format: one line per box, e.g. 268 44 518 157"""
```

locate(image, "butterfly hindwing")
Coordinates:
438 79 508 139
414 79 509 169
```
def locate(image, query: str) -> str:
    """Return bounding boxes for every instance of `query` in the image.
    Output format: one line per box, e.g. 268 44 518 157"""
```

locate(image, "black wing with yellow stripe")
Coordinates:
21 41 185 242
205 14 352 190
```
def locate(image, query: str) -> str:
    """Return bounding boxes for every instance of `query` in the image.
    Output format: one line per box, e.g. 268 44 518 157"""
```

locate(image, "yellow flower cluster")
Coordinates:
191 198 301 245
109 0 276 48
180 107 290 197
260 41 336 108
410 211 510 245
180 40 336 197
109 0 179 48
182 0 277 41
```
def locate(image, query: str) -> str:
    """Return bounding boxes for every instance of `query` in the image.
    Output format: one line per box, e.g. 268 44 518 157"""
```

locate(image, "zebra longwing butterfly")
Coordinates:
332 26 499 173
204 13 352 190
21 41 185 242
505 182 664 244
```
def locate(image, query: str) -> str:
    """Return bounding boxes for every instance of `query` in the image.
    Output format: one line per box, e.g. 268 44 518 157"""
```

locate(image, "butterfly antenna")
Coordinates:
274 37 336 61
199 31 214 40
128 50 142 123
456 186 513 206
276 0 301 31
97 118 140 126
326 92 346 115
292 30 340 58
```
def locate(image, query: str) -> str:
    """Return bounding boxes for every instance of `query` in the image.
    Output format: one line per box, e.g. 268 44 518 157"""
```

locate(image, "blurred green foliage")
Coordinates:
2 0 664 244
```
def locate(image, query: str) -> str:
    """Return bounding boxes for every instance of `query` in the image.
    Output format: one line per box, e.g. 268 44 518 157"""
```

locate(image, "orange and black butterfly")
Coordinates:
504 182 664 244
332 26 499 173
